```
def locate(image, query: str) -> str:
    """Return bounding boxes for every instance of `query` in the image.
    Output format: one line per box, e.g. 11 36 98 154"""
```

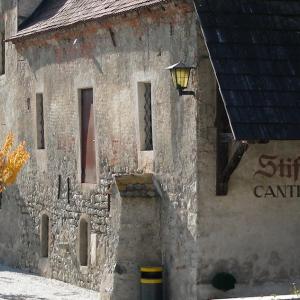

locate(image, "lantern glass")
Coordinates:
174 67 190 89
167 62 194 93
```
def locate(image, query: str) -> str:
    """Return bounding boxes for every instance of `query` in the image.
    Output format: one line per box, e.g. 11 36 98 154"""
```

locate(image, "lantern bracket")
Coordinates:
216 90 249 195
178 89 195 96
217 141 248 195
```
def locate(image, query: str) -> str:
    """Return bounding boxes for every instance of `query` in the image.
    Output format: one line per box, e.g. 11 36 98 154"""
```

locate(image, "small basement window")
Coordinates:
137 82 153 151
40 214 49 258
79 218 89 266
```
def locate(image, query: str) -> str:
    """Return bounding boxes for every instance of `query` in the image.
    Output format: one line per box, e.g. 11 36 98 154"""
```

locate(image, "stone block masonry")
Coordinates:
3 0 300 299
0 0 199 298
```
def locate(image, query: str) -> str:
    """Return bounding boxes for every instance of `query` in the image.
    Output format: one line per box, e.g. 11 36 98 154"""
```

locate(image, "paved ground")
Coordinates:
0 265 99 300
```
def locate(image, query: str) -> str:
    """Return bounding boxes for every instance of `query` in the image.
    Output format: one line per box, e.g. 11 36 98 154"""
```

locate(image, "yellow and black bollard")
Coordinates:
140 266 163 300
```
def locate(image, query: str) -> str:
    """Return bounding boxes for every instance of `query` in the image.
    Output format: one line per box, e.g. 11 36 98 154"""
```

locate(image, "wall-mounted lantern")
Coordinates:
166 62 195 96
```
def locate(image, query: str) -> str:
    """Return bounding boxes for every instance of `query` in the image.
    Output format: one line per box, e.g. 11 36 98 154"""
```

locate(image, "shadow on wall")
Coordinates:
0 186 38 271
156 177 198 300
108 174 162 300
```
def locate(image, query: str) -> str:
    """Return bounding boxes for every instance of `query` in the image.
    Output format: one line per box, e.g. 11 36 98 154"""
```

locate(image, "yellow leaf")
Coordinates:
0 133 30 190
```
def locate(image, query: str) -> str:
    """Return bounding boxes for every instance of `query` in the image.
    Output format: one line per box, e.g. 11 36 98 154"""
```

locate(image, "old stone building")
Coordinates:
1 0 300 299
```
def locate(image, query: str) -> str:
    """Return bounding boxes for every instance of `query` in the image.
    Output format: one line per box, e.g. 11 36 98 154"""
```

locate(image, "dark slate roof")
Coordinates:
194 0 300 140
12 0 164 40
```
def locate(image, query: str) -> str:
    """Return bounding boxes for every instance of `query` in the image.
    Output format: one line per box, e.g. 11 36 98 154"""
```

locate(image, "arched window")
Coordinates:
79 218 88 266
41 214 49 258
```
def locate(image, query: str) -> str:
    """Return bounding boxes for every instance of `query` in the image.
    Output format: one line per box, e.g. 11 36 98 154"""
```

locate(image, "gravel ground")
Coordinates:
0 265 99 300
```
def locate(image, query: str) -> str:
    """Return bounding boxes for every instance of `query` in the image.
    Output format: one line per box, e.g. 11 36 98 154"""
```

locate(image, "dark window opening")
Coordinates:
138 82 153 151
67 177 70 203
57 175 61 199
26 98 31 111
107 194 111 213
144 83 153 150
0 32 5 75
80 89 96 183
0 193 2 209
79 218 88 266
36 94 45 149
41 214 49 258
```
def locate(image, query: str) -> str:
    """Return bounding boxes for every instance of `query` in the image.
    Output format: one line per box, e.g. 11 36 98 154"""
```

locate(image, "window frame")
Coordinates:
36 93 46 150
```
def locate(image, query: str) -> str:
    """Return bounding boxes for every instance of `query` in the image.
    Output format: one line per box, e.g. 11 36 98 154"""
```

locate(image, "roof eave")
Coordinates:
7 0 168 43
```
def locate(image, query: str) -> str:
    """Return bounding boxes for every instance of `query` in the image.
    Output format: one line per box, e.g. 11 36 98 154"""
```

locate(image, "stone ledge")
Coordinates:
114 174 158 198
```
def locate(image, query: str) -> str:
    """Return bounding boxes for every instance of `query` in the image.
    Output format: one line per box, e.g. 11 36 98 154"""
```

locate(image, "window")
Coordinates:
0 31 5 75
36 94 45 149
41 214 49 258
138 83 153 151
79 218 88 266
80 89 96 183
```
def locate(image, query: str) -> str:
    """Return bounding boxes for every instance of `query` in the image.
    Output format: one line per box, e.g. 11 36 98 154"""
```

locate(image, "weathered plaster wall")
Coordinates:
0 0 37 270
3 0 299 299
196 59 300 298
0 0 200 297
109 174 161 300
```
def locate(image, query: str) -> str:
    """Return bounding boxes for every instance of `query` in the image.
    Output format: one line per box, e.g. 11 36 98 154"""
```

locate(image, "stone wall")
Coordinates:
197 139 300 299
109 174 161 300
2 0 300 299
0 0 200 297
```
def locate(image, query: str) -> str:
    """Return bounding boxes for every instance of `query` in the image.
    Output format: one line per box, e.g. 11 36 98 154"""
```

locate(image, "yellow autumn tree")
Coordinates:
0 133 30 192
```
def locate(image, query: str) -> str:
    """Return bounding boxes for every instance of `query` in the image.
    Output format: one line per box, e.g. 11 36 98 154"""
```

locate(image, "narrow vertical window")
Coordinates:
0 193 2 209
41 214 49 258
79 218 88 266
36 94 45 149
80 89 96 183
138 83 153 151
0 31 5 75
